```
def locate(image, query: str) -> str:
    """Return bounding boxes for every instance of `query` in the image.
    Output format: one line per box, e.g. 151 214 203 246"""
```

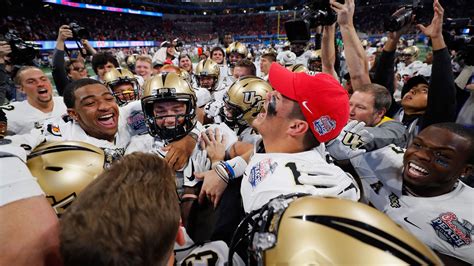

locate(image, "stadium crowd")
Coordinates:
1 0 473 265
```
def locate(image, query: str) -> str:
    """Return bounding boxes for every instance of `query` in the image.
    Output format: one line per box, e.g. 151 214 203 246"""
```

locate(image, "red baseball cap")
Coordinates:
268 62 349 143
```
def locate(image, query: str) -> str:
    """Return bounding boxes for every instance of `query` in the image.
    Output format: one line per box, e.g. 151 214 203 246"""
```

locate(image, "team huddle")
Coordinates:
0 0 473 265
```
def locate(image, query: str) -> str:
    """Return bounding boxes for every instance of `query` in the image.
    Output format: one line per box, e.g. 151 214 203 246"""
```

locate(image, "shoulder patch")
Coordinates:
47 124 62 137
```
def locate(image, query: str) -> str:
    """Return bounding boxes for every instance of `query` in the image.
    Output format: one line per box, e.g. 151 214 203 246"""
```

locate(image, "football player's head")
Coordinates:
307 50 322 72
141 72 196 142
103 68 140 106
196 59 220 91
228 195 442 266
126 54 138 72
401 46 419 65
27 141 105 216
221 76 272 128
226 42 248 68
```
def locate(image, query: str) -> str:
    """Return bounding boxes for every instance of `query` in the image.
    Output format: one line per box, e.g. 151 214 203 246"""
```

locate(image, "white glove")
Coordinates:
295 161 360 201
195 87 212 108
204 100 224 119
326 120 374 160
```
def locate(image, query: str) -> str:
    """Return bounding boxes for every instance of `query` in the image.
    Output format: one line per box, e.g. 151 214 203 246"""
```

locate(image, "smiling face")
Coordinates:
211 50 224 64
403 126 472 197
135 60 152 80
19 68 53 109
153 101 187 129
97 62 116 81
179 57 192 72
68 84 119 142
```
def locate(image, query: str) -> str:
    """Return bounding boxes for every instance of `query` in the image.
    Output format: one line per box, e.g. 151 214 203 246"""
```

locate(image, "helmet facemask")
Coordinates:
142 89 196 143
108 78 140 106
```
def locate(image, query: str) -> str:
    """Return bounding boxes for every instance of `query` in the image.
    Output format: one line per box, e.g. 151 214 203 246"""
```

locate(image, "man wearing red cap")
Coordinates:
198 63 360 212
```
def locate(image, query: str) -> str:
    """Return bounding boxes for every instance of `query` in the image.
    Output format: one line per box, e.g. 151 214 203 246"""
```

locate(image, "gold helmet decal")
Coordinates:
195 59 220 91
228 195 442 265
286 64 308 73
103 67 140 106
222 76 273 127
141 72 196 142
27 141 105 216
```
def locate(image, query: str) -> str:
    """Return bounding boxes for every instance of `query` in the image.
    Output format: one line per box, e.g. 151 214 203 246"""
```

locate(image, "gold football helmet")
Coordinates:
228 195 442 265
307 49 322 72
402 46 420 58
221 76 273 128
226 42 248 67
195 59 220 91
286 64 308 73
103 67 140 106
26 141 105 216
141 72 196 142
262 48 278 57
126 53 138 70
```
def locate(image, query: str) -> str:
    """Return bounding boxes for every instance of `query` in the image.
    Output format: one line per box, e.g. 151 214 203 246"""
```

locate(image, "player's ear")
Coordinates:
287 119 308 138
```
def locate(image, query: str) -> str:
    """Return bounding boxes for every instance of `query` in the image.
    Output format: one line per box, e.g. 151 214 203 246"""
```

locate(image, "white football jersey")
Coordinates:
241 141 360 213
351 144 474 264
125 132 210 197
175 227 245 266
3 97 67 135
295 50 312 67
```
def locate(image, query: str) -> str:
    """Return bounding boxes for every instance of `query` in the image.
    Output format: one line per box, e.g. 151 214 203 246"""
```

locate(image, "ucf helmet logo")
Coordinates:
243 91 263 110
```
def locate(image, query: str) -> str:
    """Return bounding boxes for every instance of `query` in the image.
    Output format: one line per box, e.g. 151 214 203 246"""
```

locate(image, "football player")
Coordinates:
351 123 474 265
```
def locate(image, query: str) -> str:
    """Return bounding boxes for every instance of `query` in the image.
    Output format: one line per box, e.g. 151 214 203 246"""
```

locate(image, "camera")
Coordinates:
285 0 342 44
69 23 90 40
4 32 42 65
384 0 423 32
443 18 473 65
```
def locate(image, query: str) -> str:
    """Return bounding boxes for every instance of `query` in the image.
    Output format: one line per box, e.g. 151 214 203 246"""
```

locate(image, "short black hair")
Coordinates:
91 52 119 75
431 122 474 164
63 78 103 108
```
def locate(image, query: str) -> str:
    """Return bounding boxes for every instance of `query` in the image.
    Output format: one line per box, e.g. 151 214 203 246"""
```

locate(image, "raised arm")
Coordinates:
418 0 456 128
330 0 371 89
321 24 339 79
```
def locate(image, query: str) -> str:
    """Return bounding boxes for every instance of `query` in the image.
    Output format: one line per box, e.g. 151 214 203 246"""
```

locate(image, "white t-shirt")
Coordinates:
241 141 360 212
3 97 67 135
351 144 474 264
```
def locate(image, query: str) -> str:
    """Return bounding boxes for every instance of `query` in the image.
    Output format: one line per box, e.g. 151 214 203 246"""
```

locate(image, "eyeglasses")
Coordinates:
72 67 86 72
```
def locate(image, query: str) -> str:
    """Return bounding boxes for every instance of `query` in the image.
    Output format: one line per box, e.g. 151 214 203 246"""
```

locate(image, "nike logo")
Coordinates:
403 217 421 229
186 161 195 181
301 101 312 113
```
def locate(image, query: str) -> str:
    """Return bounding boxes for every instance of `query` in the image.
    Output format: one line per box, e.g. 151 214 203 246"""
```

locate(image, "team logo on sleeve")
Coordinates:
248 158 278 189
47 124 62 136
127 110 147 135
430 212 473 248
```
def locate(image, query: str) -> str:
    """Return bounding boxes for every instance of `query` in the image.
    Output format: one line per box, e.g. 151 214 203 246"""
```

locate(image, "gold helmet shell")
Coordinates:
222 76 273 126
195 59 220 90
286 64 308 73
103 67 140 106
26 141 105 216
246 196 442 265
126 54 138 67
262 48 278 57
141 72 196 141
402 46 420 58
226 42 248 58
